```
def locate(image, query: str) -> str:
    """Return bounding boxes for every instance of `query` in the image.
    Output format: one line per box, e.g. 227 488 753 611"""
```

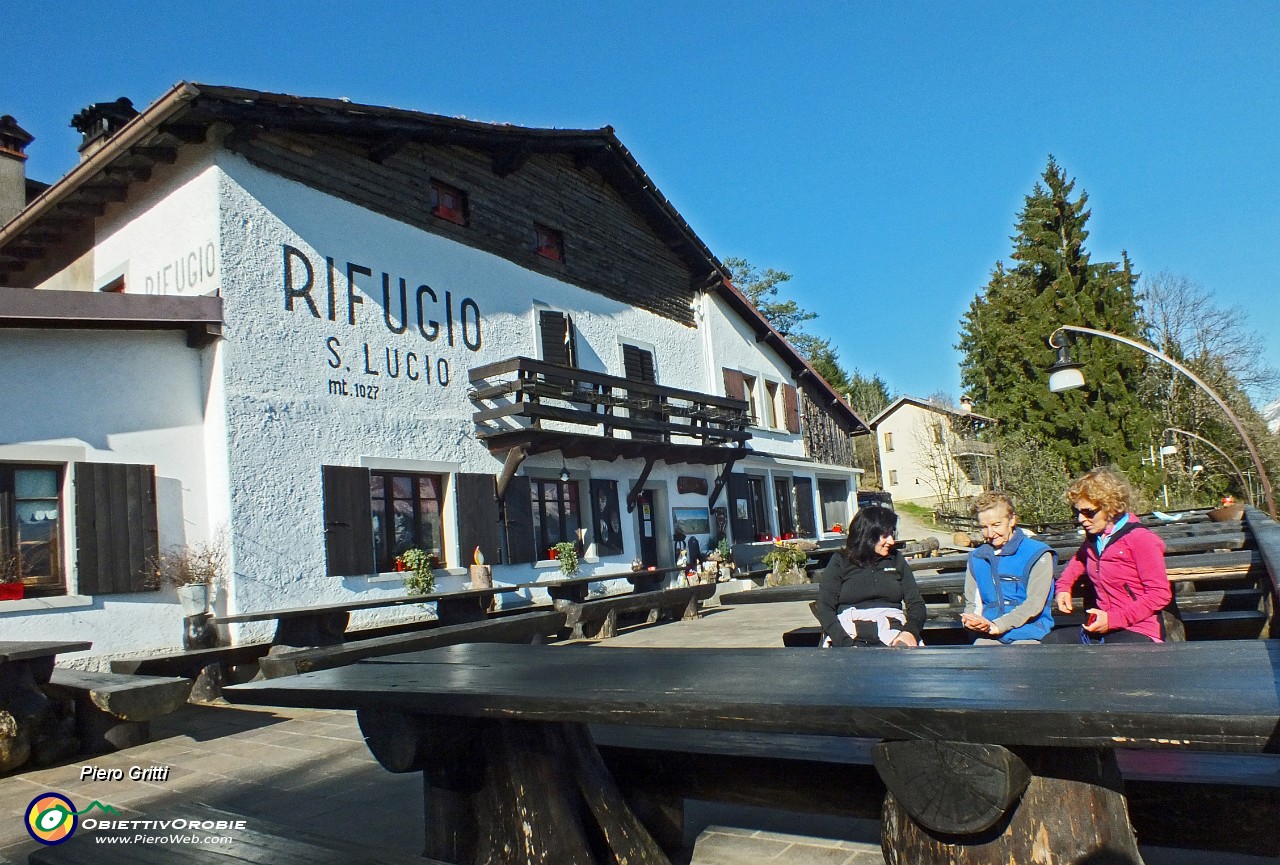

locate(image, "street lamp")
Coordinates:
1162 427 1252 503
1047 325 1276 519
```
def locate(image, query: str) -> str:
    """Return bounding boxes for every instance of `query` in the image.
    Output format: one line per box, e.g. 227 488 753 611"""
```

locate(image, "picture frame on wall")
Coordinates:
672 507 711 537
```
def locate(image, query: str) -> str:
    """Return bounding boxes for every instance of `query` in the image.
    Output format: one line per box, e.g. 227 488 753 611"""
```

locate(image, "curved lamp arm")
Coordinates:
1163 427 1251 503
1050 324 1276 519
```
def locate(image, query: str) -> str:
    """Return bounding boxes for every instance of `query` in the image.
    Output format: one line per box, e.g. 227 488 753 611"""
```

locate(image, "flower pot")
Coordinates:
176 584 210 616
0 582 24 601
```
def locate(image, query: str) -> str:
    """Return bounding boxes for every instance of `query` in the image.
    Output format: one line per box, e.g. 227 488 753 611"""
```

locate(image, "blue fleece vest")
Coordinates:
969 528 1056 643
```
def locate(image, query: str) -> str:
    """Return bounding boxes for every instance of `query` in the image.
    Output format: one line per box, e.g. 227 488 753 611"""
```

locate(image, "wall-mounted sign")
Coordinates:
676 476 708 495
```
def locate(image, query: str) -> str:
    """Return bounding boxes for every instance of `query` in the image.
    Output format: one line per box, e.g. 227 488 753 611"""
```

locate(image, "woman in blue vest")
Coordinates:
961 492 1057 644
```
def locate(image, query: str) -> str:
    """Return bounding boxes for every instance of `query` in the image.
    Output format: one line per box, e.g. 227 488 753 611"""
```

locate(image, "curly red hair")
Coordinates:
1066 467 1133 520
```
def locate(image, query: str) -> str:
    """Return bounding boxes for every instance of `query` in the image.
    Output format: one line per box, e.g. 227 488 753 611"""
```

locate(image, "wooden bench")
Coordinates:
226 641 1280 865
0 640 92 773
257 609 566 678
520 566 685 604
561 582 715 640
110 642 274 703
44 669 192 753
27 802 441 865
590 725 1280 857
217 584 523 648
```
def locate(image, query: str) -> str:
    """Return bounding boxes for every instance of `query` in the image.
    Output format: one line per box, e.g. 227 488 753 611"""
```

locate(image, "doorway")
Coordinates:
635 490 658 567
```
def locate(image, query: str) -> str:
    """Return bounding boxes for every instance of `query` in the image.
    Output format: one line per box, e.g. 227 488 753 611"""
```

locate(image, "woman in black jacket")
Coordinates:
816 506 926 647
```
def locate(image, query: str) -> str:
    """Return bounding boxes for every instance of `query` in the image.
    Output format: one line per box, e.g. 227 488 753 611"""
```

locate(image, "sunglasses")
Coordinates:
1072 505 1101 519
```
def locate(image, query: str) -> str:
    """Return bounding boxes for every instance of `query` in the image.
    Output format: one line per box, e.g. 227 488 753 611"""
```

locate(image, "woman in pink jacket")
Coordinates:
1044 467 1173 644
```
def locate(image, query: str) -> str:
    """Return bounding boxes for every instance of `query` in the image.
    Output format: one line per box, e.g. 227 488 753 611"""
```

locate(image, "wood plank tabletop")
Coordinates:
227 640 1280 752
0 640 92 661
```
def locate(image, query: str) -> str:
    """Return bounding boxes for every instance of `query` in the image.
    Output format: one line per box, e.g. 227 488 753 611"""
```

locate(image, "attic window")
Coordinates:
430 180 468 225
534 224 564 262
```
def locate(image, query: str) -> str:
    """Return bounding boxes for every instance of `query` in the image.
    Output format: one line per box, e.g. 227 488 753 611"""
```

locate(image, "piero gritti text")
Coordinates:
80 764 171 782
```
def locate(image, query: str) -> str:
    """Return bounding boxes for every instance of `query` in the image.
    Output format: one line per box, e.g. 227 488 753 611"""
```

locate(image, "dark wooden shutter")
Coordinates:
783 384 801 433
322 465 375 577
793 477 817 537
502 475 536 564
74 462 159 594
539 310 577 368
622 344 656 383
727 471 754 544
722 368 745 401
455 473 500 567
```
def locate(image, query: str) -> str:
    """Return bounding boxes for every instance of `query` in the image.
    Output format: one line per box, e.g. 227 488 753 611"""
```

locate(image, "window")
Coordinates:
773 476 795 538
0 465 62 593
538 309 578 369
430 179 468 225
793 477 817 537
933 423 945 445
746 475 769 541
889 470 899 486
763 381 780 429
884 431 894 452
531 478 581 558
742 375 759 425
534 224 564 262
818 479 849 531
369 471 444 573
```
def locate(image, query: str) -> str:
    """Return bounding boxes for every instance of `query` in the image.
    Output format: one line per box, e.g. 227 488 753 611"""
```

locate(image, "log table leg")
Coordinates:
357 710 671 865
876 741 1144 865
271 611 350 649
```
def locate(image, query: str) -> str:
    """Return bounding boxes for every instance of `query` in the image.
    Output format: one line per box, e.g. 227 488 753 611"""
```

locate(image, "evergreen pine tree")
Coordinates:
958 158 1157 476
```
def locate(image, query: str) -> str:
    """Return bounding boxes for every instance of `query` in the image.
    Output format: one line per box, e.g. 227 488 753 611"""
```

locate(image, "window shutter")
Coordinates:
539 310 577 368
622 345 656 383
783 384 801 433
73 463 159 594
722 368 745 401
502 475 536 564
322 465 375 577
726 472 754 544
455 473 501 568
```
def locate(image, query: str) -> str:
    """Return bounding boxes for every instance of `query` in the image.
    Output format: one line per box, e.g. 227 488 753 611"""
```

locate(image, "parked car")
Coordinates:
856 490 894 512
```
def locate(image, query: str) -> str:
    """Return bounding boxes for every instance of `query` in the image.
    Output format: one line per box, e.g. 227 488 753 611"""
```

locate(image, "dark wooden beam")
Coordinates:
491 146 531 178
79 184 129 204
0 246 43 261
366 133 411 164
626 458 657 514
131 145 178 165
162 123 209 143
58 200 107 218
708 455 741 509
495 446 530 502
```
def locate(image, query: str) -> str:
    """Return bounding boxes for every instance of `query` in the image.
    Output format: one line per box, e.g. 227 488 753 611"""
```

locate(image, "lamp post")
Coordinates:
1047 324 1276 519
1161 427 1252 504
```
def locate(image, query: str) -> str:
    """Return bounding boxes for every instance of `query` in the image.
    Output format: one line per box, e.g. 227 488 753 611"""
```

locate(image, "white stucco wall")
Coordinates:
0 328 213 659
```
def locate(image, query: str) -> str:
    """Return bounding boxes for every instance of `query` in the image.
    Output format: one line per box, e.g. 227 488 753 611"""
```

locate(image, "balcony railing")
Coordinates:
953 438 996 458
468 357 751 451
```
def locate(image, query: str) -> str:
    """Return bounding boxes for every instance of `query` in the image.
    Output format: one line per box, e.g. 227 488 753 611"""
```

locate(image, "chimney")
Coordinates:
70 97 138 161
0 115 34 226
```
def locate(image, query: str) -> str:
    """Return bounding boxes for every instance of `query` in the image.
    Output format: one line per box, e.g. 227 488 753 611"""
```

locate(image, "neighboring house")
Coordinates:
869 396 995 507
0 84 869 661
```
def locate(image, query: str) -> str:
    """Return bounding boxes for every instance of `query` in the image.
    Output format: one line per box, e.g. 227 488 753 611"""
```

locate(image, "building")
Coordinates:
0 84 869 661
869 395 994 508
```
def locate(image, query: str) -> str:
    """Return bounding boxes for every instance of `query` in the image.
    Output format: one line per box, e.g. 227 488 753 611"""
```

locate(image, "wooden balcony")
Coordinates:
468 357 752 465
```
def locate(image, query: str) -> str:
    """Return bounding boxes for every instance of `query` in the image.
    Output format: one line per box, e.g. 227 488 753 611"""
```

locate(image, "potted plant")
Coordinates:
149 539 225 616
0 553 24 601
714 538 734 581
398 548 437 595
552 541 580 577
761 539 816 587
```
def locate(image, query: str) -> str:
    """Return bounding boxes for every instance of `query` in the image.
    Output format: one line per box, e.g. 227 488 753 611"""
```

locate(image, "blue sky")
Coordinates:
6 2 1278 404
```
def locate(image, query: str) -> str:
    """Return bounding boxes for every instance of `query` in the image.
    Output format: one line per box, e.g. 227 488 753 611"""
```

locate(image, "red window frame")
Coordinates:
534 224 564 262
430 180 468 225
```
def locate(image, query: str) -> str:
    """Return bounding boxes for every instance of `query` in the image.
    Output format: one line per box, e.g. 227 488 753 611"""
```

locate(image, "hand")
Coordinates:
961 613 993 633
1055 592 1075 614
892 632 919 648
1083 608 1109 633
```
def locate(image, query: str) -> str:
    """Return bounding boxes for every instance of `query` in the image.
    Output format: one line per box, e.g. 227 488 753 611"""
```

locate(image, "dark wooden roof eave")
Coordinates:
0 287 223 342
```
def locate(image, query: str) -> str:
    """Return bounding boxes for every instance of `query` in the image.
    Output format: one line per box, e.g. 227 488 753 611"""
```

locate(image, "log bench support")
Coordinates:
359 711 672 865
876 740 1143 865
561 585 710 641
45 669 193 754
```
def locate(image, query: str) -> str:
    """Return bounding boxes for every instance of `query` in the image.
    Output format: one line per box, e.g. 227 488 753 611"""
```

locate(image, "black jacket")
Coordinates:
816 550 926 646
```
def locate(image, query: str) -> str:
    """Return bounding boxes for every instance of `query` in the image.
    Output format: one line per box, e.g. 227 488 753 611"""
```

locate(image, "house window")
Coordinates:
746 475 770 541
763 381 780 429
773 476 795 538
884 432 894 452
531 478 581 558
742 375 759 425
369 471 444 572
889 470 899 486
430 180 468 225
0 465 62 593
534 224 564 262
933 423 945 445
538 309 578 369
818 479 849 531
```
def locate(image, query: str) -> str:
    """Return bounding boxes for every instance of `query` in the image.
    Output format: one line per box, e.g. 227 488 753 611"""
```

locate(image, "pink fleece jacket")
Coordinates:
1054 515 1172 642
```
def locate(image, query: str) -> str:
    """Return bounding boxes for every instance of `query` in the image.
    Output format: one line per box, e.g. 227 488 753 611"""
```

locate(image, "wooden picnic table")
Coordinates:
522 566 687 603
227 640 1280 865
0 640 92 773
217 585 523 649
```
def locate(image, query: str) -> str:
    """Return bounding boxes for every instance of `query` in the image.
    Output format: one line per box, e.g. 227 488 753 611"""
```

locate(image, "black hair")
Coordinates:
845 506 899 567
